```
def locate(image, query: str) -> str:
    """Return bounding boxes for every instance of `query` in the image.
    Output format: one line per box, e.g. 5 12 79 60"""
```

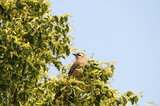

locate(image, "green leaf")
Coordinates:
54 16 59 23
126 91 134 96
60 17 63 25
63 16 68 22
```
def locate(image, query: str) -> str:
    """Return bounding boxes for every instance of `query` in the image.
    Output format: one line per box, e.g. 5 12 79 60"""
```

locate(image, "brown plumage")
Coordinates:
54 52 87 100
68 52 88 76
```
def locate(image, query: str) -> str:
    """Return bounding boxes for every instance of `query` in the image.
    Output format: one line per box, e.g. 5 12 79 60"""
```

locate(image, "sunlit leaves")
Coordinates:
0 0 72 105
53 60 140 105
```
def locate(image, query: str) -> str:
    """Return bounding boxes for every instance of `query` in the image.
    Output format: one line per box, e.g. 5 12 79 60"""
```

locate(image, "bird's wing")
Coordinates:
68 63 78 76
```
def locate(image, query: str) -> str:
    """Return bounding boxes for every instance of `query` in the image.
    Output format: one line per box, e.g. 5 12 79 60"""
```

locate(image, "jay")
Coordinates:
68 52 88 76
54 52 87 100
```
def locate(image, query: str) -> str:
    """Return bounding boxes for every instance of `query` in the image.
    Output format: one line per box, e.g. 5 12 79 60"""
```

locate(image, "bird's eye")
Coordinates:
77 54 81 56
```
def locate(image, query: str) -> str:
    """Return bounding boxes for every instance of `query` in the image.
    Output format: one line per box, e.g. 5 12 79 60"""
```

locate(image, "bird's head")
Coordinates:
73 52 85 59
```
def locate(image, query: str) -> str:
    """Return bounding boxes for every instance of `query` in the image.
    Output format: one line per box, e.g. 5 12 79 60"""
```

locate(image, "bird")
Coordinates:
54 52 87 100
68 52 88 76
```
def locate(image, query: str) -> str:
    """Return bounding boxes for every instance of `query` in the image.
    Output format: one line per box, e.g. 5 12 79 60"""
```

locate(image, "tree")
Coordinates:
0 0 140 105
0 0 71 105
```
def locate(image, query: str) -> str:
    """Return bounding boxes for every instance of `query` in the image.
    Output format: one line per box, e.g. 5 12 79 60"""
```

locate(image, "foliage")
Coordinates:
0 0 71 105
0 0 140 105
53 60 140 106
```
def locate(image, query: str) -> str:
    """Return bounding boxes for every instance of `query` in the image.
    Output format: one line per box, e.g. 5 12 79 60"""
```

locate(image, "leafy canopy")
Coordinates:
0 0 140 105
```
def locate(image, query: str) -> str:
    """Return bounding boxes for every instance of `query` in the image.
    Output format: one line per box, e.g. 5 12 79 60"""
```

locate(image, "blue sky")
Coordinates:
50 0 160 105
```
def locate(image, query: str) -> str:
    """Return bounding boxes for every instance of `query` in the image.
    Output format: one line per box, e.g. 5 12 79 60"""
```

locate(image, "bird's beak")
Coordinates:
72 53 76 56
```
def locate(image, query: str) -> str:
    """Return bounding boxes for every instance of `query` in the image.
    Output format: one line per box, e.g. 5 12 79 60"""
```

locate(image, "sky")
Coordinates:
50 0 160 105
